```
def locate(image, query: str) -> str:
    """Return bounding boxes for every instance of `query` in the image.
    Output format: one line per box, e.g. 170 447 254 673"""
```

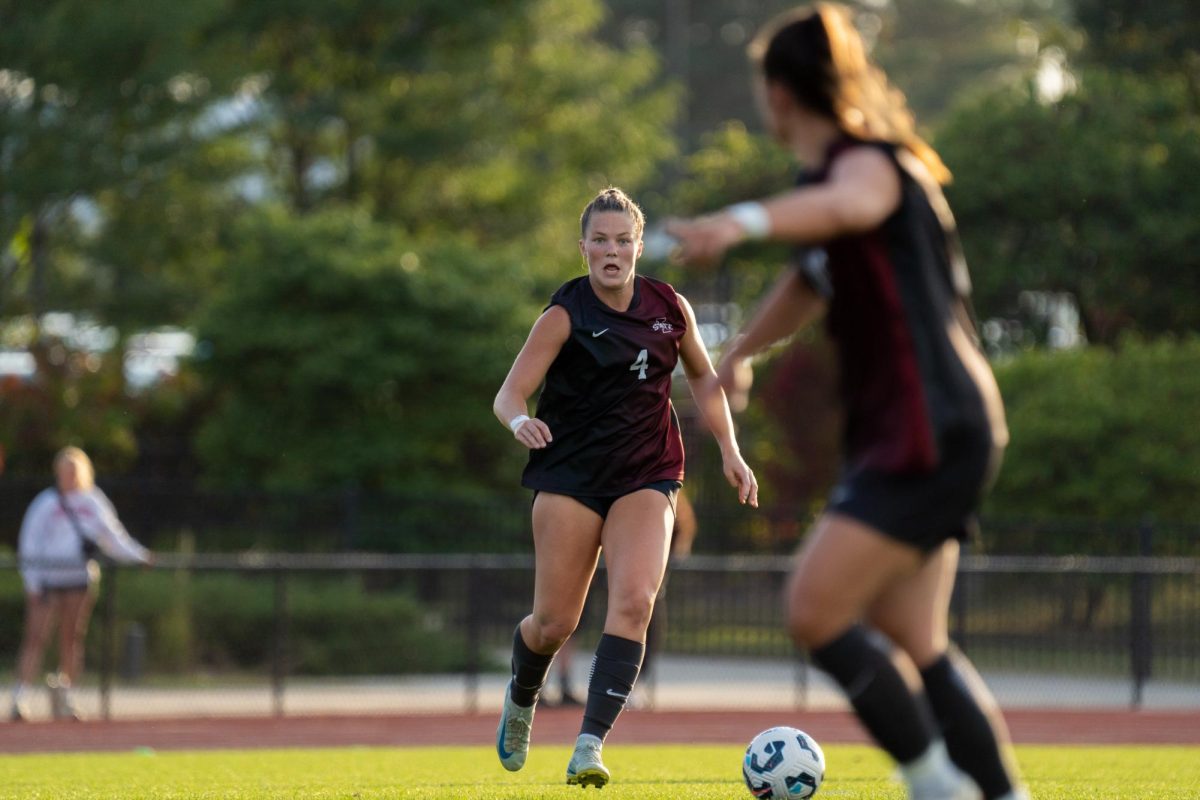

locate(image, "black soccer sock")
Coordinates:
580 633 645 741
810 625 936 764
509 624 555 708
920 651 1015 799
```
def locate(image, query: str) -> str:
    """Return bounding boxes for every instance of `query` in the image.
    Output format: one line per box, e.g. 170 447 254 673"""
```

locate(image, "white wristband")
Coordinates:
508 414 530 434
726 201 771 240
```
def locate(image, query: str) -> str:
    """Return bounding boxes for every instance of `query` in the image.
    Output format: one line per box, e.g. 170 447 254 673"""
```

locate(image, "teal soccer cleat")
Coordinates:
496 681 535 772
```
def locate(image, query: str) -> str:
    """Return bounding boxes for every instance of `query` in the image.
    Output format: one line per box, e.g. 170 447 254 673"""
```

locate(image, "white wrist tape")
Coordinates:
726 201 772 240
508 414 530 434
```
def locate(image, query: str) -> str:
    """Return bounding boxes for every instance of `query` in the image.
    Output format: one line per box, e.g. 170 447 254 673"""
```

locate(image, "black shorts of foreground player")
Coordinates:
668 6 1026 800
493 186 757 788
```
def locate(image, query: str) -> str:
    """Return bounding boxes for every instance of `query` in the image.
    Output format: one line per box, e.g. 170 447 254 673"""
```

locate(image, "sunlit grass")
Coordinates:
0 743 1197 799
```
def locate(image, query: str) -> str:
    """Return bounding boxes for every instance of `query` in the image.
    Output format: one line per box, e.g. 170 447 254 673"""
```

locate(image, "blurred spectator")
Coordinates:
10 447 153 721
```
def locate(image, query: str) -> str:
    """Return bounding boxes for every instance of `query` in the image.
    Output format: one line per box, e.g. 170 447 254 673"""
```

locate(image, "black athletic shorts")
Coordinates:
36 581 92 598
535 479 683 521
827 426 999 553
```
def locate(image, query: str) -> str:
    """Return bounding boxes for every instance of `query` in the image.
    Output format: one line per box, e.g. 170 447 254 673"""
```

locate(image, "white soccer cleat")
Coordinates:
496 681 535 772
907 768 982 800
566 734 610 789
47 673 82 722
9 698 30 722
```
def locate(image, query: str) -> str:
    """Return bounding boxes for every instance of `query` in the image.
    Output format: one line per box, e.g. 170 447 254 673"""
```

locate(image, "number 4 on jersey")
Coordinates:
629 349 649 380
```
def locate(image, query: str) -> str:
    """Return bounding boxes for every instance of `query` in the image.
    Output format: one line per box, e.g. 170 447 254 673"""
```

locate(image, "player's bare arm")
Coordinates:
493 305 571 450
717 270 826 403
666 147 902 266
677 295 759 508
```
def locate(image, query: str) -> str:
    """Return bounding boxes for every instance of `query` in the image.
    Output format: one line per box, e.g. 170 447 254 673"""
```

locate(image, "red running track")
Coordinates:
1 708 1197 754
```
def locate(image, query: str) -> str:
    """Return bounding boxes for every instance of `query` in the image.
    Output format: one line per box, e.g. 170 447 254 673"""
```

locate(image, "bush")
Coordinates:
987 336 1200 550
98 569 474 677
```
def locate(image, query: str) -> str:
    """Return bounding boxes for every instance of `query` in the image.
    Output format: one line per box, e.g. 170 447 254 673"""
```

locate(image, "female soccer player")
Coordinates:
494 187 757 787
667 6 1025 800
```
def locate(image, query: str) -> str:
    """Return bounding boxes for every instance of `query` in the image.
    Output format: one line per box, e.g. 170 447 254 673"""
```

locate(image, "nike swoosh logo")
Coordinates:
592 329 609 337
605 688 628 699
497 706 514 759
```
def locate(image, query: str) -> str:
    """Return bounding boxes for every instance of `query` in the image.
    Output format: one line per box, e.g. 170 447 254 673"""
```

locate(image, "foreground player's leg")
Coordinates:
870 540 1024 800
567 489 672 788
790 516 978 800
920 652 1026 800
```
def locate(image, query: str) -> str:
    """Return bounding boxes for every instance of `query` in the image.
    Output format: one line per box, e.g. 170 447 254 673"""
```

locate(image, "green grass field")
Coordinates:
1 744 1197 799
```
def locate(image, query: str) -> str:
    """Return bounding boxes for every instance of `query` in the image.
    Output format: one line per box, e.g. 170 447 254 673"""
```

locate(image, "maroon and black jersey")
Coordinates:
795 136 1002 474
522 275 687 497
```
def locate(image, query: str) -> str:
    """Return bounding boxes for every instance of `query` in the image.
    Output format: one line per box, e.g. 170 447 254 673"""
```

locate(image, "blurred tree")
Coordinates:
0 0 231 327
988 337 1200 534
939 69 1200 343
211 0 678 278
601 0 1065 146
1073 0 1200 83
193 208 537 494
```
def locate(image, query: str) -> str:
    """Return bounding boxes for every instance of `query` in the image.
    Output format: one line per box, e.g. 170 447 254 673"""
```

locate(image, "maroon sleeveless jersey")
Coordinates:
795 137 1001 474
522 275 687 496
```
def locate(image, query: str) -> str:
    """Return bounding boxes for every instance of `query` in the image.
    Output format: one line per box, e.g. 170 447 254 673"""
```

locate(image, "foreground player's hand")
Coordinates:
716 353 754 413
513 417 553 449
724 454 759 508
665 214 744 267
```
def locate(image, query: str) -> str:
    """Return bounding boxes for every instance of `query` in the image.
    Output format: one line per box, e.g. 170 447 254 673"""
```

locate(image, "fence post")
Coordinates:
1130 519 1154 708
98 564 118 721
272 569 289 717
464 563 482 714
341 484 361 550
793 649 809 711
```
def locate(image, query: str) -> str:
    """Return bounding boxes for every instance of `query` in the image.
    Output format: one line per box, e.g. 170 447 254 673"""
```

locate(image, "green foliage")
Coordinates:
0 0 230 321
102 570 471 675
940 70 1200 343
193 208 535 493
988 337 1200 529
1073 0 1200 76
0 332 207 477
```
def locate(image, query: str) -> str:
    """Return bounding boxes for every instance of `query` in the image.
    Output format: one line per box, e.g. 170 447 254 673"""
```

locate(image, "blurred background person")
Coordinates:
11 446 153 721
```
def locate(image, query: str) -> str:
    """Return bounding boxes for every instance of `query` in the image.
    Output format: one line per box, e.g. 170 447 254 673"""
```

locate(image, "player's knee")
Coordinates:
869 614 943 667
786 591 844 649
528 615 577 651
608 589 655 633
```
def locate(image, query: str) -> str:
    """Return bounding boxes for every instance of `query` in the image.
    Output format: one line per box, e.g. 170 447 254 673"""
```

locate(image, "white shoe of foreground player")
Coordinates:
908 768 982 800
566 734 610 789
495 681 535 772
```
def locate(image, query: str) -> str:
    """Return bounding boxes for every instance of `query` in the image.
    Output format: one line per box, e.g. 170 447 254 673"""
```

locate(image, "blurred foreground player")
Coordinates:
493 187 757 787
668 6 1026 799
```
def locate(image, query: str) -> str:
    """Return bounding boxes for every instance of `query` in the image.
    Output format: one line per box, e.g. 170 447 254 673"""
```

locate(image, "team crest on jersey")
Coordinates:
652 318 674 333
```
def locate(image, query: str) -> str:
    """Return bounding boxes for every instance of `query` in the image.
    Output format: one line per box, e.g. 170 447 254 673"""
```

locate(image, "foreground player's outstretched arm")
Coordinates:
666 146 902 266
717 270 825 407
722 268 825 365
494 305 571 450
677 295 758 508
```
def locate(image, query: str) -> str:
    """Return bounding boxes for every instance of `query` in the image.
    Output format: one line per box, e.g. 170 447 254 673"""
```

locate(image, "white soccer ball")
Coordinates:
742 726 826 799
